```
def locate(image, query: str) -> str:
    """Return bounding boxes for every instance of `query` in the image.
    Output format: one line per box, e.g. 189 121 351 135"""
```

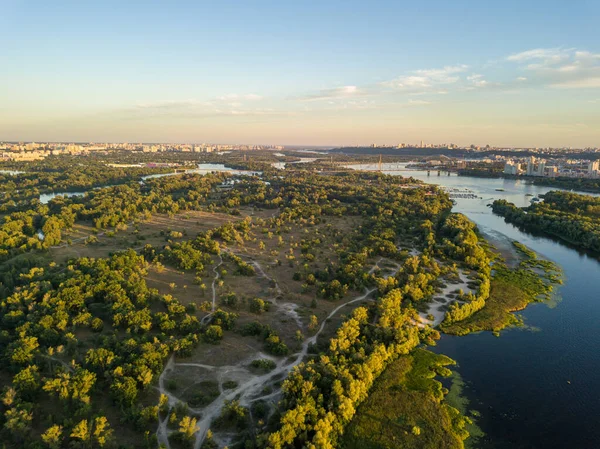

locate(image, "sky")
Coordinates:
1 0 599 147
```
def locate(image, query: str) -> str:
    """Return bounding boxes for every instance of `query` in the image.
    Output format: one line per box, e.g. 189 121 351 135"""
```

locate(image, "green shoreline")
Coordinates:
342 349 474 449
440 241 561 336
0 155 566 449
343 239 562 449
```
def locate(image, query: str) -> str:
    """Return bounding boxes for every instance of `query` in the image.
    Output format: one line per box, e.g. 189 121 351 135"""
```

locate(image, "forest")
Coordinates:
492 191 600 253
0 153 554 449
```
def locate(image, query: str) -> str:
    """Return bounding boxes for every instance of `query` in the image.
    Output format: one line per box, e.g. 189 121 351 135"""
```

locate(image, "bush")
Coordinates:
249 298 269 314
222 380 238 390
250 359 276 371
204 325 223 343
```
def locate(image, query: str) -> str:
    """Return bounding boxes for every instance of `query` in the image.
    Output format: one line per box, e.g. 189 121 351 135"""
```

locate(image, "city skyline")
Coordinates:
1 0 599 147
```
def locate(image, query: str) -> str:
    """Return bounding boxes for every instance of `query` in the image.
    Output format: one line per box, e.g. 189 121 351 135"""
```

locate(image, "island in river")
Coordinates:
0 154 597 449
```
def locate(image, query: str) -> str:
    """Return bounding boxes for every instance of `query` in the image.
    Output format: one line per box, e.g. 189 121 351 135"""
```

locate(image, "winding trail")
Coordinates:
155 256 400 449
200 255 224 326
247 258 305 328
225 250 304 328
190 285 377 449
416 267 474 327
40 354 75 372
156 356 177 449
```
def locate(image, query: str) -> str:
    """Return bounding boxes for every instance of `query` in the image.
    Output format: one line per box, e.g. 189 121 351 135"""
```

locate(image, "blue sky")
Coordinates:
1 0 599 146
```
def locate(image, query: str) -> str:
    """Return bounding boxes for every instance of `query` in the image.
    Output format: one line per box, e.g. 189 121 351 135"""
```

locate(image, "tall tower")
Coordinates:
526 156 536 176
537 160 545 177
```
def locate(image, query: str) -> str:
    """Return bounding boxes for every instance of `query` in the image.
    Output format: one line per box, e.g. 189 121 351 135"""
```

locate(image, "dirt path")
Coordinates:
416 268 474 327
190 285 377 449
200 255 224 326
226 250 304 329
155 255 401 448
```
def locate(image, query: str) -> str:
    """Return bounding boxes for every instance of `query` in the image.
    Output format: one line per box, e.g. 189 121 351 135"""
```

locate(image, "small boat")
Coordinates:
495 188 505 192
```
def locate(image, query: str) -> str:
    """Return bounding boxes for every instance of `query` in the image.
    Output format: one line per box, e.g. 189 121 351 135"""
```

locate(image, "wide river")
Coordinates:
352 164 600 449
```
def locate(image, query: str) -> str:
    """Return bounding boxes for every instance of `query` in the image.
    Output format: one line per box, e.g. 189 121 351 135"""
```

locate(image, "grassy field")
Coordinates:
342 349 470 449
48 209 244 263
440 242 561 336
136 211 380 377
439 275 528 335
45 203 379 378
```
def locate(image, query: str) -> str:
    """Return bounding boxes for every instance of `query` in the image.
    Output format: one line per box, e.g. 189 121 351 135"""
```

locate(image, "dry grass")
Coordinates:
49 209 381 399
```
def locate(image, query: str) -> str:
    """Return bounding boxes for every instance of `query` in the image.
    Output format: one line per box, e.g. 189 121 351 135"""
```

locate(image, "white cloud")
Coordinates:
506 48 573 64
574 51 600 61
125 96 277 119
507 47 600 89
300 85 364 101
467 73 488 87
136 93 264 110
135 99 209 110
384 65 468 91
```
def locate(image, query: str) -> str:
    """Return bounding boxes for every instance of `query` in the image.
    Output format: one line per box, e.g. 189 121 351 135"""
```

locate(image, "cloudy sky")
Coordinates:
1 0 599 147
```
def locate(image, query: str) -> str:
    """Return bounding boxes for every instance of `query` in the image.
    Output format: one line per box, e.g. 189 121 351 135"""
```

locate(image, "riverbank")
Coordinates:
345 163 600 449
440 241 561 336
492 192 600 255
458 169 600 194
343 349 473 449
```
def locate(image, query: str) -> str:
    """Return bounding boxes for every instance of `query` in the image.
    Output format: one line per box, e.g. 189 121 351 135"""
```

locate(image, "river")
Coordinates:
0 169 25 175
271 157 319 169
351 163 600 449
39 164 260 204
140 163 261 180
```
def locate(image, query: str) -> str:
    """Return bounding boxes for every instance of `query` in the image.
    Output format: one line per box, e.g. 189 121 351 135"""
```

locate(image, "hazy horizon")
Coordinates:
2 0 599 147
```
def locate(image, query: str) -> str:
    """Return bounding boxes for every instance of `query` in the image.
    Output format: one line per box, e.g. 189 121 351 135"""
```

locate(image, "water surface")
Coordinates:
0 169 25 175
141 163 261 180
38 164 260 203
39 191 85 204
353 163 600 449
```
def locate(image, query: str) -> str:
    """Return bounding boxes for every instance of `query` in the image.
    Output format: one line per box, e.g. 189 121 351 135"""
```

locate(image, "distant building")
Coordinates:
537 160 546 176
526 156 536 176
503 160 521 175
524 156 547 177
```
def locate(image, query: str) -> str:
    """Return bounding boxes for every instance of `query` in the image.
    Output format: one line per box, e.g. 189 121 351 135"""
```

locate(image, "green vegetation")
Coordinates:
493 191 600 253
240 322 289 356
529 176 600 193
265 299 422 449
441 241 561 335
0 250 204 447
250 359 277 372
0 153 555 448
187 381 220 407
0 155 171 195
342 349 472 449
